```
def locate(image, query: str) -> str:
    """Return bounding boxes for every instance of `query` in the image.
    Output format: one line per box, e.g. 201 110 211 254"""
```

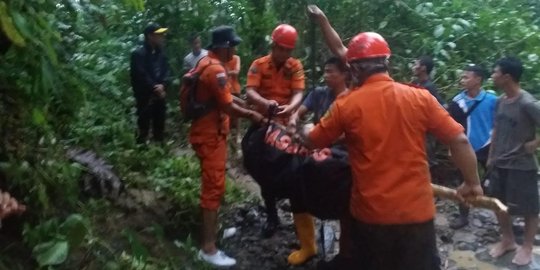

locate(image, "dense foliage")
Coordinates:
1 0 539 268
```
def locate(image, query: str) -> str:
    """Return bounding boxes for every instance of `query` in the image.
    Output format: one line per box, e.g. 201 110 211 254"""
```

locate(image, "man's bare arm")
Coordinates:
307 5 348 62
222 102 264 123
278 90 303 116
246 88 278 109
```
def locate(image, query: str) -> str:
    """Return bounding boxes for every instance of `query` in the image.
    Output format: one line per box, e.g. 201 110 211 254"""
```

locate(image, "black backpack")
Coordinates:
179 58 221 121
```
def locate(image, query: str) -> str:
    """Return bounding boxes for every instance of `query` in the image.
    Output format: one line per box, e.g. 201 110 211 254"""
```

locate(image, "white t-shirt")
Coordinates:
183 49 208 70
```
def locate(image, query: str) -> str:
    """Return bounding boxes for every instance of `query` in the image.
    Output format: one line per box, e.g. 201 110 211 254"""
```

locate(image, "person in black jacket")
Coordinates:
130 23 170 144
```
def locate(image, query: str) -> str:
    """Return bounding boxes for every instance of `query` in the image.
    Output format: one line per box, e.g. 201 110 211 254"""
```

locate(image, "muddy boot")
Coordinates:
450 205 469 229
288 213 317 265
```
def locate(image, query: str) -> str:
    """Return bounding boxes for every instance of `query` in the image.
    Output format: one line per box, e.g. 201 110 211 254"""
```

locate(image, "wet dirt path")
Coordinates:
225 163 540 270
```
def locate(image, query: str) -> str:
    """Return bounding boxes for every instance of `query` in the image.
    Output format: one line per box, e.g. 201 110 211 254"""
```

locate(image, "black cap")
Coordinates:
206 25 242 50
144 23 168 36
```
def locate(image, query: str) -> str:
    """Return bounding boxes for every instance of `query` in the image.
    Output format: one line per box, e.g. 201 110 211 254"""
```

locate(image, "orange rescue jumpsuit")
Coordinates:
189 52 234 210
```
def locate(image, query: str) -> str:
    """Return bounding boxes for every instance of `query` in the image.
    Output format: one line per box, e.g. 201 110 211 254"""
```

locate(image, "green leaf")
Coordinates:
33 240 69 266
40 57 55 91
11 11 33 42
378 21 388 29
451 24 463 32
122 229 149 260
434 24 445 38
59 214 88 249
32 108 46 126
0 1 25 46
457 18 471 28
440 49 451 60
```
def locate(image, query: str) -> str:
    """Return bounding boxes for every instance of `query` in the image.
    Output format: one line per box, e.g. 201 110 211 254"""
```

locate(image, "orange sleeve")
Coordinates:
308 102 345 148
207 65 233 106
290 59 305 90
246 60 261 88
425 94 463 144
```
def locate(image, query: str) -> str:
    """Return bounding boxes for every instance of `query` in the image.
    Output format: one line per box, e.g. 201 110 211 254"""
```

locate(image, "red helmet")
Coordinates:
346 32 391 62
271 24 297 49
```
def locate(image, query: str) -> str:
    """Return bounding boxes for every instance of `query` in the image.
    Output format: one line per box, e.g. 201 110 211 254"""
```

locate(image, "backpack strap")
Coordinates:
189 58 224 114
464 91 487 117
194 58 223 77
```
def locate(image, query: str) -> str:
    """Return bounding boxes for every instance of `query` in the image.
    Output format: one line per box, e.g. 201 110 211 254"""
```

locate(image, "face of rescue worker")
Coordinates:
214 46 236 63
411 60 424 77
226 46 236 62
324 64 346 91
271 43 293 66
460 71 482 91
148 33 165 48
192 36 202 53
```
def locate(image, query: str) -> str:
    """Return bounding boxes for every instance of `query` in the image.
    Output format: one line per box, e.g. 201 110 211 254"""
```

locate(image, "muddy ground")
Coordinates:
2 150 539 270
221 164 540 270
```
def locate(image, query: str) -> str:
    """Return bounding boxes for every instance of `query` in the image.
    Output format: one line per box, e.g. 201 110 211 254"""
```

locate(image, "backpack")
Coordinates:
179 58 221 121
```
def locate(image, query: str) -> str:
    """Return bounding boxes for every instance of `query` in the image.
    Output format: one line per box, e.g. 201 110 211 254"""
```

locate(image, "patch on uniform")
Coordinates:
249 67 258 74
292 69 304 78
216 72 227 89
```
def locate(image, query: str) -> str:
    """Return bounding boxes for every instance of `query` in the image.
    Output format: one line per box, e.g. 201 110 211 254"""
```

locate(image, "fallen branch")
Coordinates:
432 184 508 213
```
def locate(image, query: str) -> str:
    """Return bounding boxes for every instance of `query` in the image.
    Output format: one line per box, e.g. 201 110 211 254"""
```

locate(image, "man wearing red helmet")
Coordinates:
307 5 483 270
245 24 312 266
246 24 305 121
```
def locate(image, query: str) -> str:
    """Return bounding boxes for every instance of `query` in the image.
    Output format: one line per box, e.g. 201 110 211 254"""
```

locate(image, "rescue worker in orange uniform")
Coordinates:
225 54 243 156
189 26 264 268
306 5 483 270
245 24 314 266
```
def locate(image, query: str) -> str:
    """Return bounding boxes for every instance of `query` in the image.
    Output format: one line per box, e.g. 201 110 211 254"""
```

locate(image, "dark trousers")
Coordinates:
351 219 440 270
261 178 308 221
262 188 279 221
135 97 166 144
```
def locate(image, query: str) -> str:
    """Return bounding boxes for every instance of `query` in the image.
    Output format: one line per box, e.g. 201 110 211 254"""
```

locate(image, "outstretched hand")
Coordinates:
307 5 326 23
0 191 26 220
276 104 296 116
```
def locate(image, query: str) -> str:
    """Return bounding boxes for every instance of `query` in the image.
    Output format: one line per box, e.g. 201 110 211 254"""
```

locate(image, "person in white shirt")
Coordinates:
183 34 208 71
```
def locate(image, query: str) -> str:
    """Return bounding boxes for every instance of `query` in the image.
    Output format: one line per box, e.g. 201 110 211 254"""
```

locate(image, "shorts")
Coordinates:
351 219 439 270
488 167 539 216
192 137 227 210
